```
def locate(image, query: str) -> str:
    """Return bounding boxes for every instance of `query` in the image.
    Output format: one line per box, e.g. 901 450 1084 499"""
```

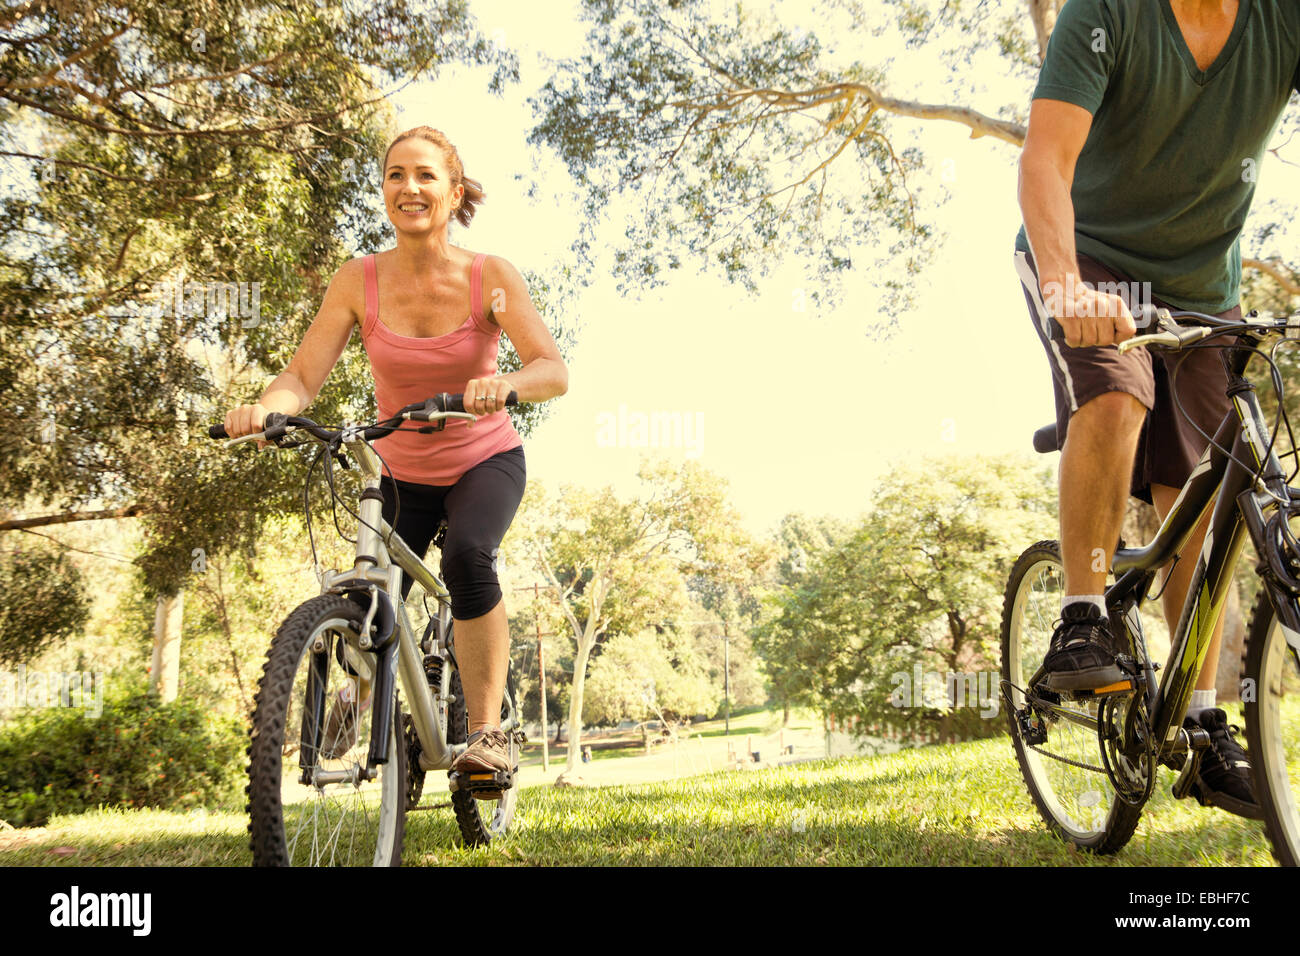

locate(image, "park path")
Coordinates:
510 724 898 789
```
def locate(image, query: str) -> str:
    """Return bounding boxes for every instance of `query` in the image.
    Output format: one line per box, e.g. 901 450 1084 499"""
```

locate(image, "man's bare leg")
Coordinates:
1042 390 1149 692
1059 391 1148 595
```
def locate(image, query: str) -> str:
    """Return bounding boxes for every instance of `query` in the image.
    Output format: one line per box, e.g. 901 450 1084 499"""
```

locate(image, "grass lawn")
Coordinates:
0 733 1278 866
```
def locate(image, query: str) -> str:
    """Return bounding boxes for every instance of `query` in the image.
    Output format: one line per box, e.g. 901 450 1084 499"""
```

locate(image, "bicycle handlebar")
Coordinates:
1114 306 1299 356
207 391 519 442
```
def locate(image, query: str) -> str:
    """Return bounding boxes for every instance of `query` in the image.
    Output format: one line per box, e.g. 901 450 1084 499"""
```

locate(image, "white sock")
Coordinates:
1062 594 1106 616
1188 689 1216 720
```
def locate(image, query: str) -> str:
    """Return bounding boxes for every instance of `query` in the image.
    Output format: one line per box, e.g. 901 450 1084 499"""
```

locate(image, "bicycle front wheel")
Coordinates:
1243 591 1300 866
1001 541 1144 853
247 594 406 866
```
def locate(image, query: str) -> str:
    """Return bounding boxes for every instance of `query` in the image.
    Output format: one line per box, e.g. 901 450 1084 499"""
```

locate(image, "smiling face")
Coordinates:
382 137 465 235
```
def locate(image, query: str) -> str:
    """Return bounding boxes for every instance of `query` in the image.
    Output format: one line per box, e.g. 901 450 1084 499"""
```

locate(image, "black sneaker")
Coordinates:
1040 603 1133 696
1185 708 1263 820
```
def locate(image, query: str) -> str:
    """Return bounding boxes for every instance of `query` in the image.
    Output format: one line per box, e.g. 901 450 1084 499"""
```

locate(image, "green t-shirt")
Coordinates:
1014 0 1300 312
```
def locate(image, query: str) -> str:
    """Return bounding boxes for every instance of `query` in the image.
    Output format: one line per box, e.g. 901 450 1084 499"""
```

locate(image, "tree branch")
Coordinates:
0 150 219 187
1027 0 1065 63
0 505 160 531
674 79 1026 148
1244 257 1300 297
1 21 133 94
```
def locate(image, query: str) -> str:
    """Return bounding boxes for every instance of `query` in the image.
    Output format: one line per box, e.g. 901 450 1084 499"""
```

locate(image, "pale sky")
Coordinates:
376 0 1300 537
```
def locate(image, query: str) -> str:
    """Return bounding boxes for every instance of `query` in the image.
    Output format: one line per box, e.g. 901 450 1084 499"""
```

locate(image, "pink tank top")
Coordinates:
360 252 522 485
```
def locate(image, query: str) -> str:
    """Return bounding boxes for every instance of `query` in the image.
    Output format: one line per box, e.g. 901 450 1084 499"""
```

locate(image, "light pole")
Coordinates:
514 582 554 772
723 620 730 736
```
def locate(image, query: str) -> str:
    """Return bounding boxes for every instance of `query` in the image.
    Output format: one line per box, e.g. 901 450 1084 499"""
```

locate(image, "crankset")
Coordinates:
1096 683 1156 806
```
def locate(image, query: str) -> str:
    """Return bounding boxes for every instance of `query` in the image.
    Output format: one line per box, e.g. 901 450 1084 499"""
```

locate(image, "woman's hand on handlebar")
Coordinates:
464 376 515 415
223 403 270 449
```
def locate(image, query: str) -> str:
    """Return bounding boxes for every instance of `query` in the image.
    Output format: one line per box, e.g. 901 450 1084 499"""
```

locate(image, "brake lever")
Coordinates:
1117 325 1211 355
222 432 265 450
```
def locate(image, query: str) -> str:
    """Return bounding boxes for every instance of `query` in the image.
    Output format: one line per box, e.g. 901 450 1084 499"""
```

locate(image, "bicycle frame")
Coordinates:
1042 345 1300 764
315 430 518 775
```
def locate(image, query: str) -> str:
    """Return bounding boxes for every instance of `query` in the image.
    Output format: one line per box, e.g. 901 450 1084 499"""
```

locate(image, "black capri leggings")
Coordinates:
379 445 526 620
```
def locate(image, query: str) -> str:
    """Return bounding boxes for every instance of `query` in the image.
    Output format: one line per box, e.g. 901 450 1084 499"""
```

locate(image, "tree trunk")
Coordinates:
782 701 790 727
149 590 183 702
1028 0 1064 62
557 636 594 783
208 563 250 715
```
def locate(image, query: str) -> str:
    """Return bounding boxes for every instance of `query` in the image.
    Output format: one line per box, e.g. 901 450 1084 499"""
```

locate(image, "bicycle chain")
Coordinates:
1026 742 1108 774
1005 677 1109 774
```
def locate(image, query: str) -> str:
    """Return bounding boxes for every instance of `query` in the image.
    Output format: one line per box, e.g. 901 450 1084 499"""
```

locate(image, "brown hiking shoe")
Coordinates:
318 679 371 760
450 728 513 800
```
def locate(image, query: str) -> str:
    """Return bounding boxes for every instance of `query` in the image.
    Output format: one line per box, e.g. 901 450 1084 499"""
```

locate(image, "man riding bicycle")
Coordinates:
1015 0 1300 819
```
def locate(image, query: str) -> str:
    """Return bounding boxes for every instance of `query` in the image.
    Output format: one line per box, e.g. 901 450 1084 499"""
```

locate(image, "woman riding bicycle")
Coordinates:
222 125 568 780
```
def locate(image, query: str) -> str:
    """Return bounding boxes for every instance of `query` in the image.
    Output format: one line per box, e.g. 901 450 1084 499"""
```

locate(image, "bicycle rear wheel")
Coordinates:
1243 591 1300 866
1001 541 1144 853
247 594 406 866
447 650 520 847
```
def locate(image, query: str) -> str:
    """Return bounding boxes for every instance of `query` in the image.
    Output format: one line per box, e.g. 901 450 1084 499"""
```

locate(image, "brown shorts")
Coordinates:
1015 248 1241 504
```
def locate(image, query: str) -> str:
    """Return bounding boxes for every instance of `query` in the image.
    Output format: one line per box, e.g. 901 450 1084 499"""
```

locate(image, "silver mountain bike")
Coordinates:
210 393 526 866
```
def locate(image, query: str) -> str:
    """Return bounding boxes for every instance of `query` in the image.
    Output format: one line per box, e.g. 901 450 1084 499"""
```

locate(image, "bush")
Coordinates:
0 688 244 827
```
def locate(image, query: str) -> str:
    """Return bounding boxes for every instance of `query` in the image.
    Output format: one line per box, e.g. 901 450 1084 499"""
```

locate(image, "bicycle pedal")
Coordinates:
1171 725 1211 801
1063 678 1136 701
448 768 515 799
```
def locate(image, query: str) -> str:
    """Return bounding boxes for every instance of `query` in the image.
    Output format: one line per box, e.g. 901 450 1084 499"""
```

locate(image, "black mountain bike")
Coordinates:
1001 306 1299 864
209 393 525 865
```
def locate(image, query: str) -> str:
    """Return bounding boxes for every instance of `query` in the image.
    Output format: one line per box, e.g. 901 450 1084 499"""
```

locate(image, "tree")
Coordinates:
510 459 763 783
758 454 1057 743
0 543 90 667
752 511 845 723
527 0 1295 305
582 626 716 732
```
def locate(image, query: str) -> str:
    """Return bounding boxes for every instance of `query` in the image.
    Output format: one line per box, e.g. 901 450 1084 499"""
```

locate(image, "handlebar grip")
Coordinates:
263 412 289 441
443 391 519 413
208 424 228 439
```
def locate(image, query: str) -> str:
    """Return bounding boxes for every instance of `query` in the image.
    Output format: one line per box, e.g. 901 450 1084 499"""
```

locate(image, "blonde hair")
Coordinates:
381 126 484 228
